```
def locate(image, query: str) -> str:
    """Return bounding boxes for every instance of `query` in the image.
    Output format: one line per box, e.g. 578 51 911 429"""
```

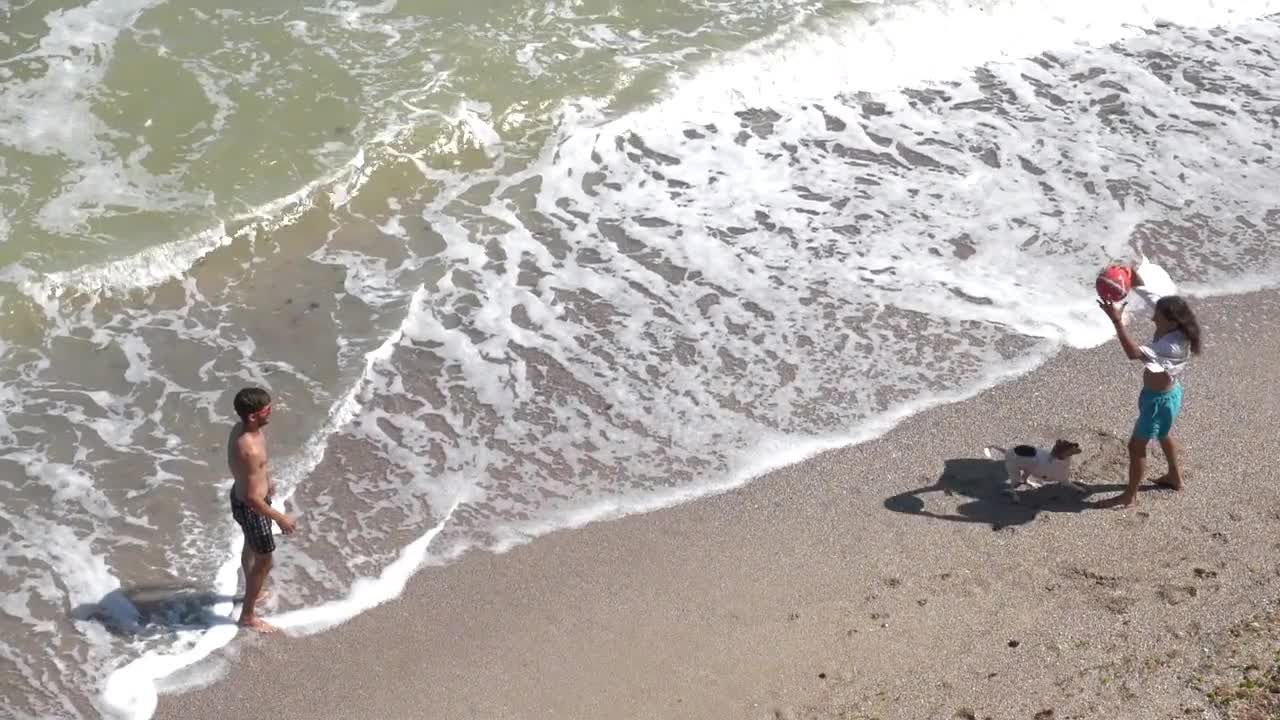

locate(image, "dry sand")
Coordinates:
155 291 1280 720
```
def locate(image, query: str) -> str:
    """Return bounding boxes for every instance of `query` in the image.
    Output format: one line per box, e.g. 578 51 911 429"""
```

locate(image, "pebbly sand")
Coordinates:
154 290 1280 720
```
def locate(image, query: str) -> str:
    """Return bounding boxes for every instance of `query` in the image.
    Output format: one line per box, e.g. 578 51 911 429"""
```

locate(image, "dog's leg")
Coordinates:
1003 458 1022 502
1003 457 1019 487
1060 464 1086 493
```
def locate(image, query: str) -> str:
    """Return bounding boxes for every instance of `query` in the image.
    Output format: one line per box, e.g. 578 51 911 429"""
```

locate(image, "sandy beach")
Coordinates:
154 290 1280 720
10 4 1280 717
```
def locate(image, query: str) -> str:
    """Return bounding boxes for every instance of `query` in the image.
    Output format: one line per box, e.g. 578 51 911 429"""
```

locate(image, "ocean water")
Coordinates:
4 0 1280 717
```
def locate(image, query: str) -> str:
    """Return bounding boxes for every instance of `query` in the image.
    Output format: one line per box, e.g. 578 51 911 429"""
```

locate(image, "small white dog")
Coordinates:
983 440 1085 499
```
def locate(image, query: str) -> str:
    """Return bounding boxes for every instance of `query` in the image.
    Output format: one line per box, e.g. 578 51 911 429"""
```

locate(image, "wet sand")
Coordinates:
154 290 1280 720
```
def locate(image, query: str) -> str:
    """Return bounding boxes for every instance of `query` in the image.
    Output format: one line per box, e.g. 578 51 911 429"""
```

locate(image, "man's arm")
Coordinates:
236 437 293 529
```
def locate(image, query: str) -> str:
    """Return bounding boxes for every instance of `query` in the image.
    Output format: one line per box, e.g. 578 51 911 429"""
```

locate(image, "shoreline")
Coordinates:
154 290 1280 720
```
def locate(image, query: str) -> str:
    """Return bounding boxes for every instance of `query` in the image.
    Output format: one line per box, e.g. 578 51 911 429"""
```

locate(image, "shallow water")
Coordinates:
4 1 1280 717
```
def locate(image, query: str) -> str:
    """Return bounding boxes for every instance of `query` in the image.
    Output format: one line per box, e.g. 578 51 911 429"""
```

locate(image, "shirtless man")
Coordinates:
227 386 296 633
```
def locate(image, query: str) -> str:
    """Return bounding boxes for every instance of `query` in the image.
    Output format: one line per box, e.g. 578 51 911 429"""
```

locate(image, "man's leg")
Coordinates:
239 543 272 605
238 551 277 633
237 506 278 632
240 543 253 586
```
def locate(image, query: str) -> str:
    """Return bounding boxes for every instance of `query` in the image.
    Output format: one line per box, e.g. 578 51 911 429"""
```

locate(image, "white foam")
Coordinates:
0 507 131 715
4 130 387 303
0 0 165 159
2 518 117 610
7 223 229 301
98 538 241 720
310 249 402 307
542 6 1280 366
0 0 186 234
657 0 1280 117
377 214 405 238
268 498 461 635
420 100 505 160
525 350 1047 551
36 460 120 520
268 286 426 494
222 142 386 247
302 0 399 28
1180 272 1280 299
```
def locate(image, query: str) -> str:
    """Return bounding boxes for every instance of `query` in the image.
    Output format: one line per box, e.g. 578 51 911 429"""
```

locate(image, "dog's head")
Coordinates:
1050 439 1082 459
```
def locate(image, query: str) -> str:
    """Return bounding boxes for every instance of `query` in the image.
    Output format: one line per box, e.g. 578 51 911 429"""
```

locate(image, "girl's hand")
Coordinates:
1097 298 1124 324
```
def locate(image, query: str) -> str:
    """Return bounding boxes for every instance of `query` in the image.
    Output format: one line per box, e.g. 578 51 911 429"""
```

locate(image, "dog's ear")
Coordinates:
1052 439 1082 457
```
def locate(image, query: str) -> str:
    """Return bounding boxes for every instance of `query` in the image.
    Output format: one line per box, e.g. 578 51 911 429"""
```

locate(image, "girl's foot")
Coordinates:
1096 492 1138 509
1154 473 1183 491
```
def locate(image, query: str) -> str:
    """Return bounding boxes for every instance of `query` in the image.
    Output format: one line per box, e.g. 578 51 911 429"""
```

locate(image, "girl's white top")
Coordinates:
1129 258 1188 377
1139 330 1190 377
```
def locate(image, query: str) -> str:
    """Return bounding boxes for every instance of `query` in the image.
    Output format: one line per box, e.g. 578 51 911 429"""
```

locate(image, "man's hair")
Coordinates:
233 387 271 421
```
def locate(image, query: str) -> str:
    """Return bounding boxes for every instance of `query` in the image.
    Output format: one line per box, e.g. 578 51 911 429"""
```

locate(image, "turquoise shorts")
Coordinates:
1134 383 1183 440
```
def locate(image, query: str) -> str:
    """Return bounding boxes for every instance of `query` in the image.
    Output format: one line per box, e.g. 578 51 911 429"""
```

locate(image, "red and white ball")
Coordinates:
1095 265 1132 303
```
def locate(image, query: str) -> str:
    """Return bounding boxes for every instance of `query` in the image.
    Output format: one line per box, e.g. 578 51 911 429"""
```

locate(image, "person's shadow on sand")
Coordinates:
71 584 239 638
883 457 1151 530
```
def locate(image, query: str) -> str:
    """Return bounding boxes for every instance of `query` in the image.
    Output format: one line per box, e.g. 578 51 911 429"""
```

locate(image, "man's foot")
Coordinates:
1095 493 1138 509
238 616 279 634
1153 473 1183 491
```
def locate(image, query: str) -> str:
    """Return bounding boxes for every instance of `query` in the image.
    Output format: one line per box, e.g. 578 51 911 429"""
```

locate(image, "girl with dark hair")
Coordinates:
1097 268 1203 508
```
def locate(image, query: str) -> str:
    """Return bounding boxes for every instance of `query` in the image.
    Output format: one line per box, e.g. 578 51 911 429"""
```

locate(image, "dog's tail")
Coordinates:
982 445 1007 460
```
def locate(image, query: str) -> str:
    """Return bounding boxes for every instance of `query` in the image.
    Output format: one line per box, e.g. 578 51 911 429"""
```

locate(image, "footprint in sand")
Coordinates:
1156 584 1199 606
1061 566 1139 614
1062 566 1123 590
1102 595 1137 615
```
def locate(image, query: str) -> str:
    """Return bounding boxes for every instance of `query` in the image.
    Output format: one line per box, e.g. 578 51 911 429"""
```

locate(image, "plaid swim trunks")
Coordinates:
230 489 276 554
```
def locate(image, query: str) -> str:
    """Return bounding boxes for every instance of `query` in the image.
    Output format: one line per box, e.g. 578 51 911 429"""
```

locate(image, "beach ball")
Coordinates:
1095 265 1132 303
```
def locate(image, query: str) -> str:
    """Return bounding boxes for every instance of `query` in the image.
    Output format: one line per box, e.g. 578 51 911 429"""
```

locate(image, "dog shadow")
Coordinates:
883 457 1150 530
70 583 239 638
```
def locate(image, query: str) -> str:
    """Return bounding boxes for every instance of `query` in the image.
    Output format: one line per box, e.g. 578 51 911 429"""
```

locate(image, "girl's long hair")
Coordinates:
1156 296 1202 355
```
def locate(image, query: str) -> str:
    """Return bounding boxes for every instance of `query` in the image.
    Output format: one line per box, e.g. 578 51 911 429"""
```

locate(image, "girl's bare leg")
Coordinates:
1156 435 1184 490
1100 436 1145 508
